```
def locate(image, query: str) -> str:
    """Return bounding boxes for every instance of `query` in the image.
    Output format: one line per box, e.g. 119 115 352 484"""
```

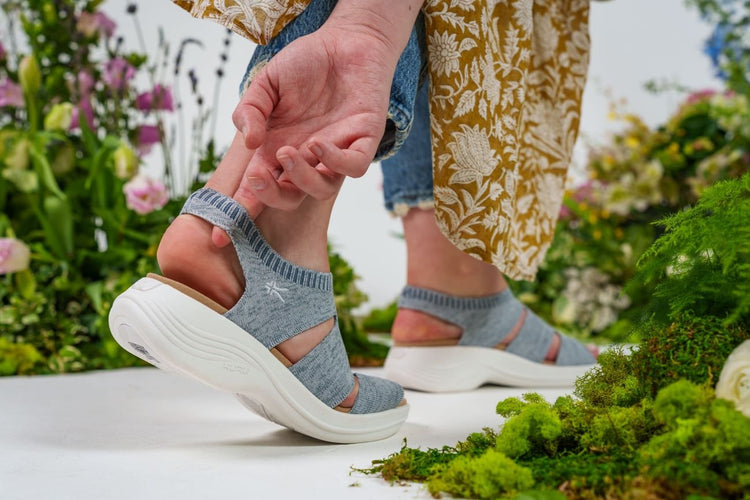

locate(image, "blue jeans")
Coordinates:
240 0 432 214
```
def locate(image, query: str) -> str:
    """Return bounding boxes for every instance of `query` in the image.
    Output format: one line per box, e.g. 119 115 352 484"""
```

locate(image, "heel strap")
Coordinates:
181 188 335 349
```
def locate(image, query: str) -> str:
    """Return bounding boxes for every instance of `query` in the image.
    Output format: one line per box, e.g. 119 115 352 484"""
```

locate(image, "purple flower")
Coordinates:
77 11 117 39
135 84 174 112
136 125 161 155
124 175 169 215
70 101 95 130
0 78 24 108
103 58 135 92
0 238 31 274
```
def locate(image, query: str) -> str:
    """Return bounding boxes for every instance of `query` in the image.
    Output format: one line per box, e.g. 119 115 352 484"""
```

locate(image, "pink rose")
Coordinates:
136 125 161 156
103 58 135 92
124 175 169 215
0 238 31 274
135 84 174 112
0 78 24 108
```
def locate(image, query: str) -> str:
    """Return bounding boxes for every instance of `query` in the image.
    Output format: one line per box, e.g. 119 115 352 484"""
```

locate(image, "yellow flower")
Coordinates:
625 135 640 149
588 213 598 224
593 229 602 240
614 228 624 239
113 144 138 179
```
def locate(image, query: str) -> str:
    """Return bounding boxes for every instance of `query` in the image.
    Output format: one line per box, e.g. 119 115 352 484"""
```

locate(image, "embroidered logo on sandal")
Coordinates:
264 281 288 303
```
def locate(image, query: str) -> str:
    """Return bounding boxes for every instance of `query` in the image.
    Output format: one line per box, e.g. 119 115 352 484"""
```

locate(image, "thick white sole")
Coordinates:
384 345 596 392
109 277 409 443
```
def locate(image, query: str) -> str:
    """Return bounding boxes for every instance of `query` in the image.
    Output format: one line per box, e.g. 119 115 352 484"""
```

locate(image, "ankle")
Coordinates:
157 214 244 309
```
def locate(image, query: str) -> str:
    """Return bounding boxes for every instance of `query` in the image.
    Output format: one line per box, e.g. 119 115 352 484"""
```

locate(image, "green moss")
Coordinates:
495 395 562 459
632 314 749 396
574 347 645 408
427 450 534 500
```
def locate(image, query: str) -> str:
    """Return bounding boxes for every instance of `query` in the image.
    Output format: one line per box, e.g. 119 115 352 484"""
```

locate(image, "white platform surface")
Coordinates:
0 367 569 500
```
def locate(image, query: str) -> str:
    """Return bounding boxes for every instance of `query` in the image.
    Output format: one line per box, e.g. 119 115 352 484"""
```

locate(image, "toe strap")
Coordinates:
556 335 596 366
504 309 554 364
288 322 355 409
350 373 404 414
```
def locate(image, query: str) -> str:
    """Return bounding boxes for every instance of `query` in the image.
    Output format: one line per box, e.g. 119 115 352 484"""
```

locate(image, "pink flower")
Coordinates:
685 88 717 105
135 84 174 112
76 11 117 39
136 125 161 155
0 78 24 108
124 175 169 215
0 238 31 274
103 58 135 92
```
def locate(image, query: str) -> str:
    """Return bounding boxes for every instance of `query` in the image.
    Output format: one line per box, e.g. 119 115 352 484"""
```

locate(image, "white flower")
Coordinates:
715 339 750 418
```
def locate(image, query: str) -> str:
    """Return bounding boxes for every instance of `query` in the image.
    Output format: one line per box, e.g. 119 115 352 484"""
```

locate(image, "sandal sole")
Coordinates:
109 277 409 443
384 345 596 391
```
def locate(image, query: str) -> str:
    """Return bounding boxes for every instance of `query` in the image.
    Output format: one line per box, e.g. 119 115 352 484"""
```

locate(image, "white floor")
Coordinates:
1 367 569 500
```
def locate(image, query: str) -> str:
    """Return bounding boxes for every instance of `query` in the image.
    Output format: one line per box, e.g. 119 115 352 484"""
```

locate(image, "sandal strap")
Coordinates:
351 373 404 414
556 334 596 365
288 320 355 408
181 188 336 349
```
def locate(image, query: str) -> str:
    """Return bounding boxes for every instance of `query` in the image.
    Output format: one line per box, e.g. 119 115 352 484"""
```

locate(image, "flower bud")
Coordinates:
5 138 30 171
44 102 74 131
112 143 138 179
19 55 41 96
0 238 31 274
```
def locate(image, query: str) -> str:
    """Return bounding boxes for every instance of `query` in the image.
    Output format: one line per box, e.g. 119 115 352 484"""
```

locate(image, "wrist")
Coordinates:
323 0 424 61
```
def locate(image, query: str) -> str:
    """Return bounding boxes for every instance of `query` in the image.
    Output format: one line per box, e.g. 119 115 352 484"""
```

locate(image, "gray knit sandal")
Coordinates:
109 188 407 443
384 286 597 391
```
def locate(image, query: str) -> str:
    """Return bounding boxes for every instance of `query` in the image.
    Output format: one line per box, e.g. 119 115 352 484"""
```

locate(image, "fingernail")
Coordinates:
309 142 323 157
248 176 265 190
278 155 294 171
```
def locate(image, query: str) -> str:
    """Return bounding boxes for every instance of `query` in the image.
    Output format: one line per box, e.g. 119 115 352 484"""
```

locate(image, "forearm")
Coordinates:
324 0 426 62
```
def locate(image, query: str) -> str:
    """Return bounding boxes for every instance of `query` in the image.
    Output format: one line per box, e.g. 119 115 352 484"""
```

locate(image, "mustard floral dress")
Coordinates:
171 0 590 281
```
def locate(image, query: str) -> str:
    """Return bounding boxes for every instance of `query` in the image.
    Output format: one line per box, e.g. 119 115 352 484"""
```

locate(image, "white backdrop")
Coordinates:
104 0 723 310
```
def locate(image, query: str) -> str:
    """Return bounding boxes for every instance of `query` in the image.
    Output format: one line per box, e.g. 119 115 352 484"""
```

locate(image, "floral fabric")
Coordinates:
171 0 590 281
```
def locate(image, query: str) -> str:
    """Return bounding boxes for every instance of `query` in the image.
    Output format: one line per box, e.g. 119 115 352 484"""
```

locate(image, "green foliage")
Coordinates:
0 336 43 375
496 394 563 459
574 347 645 408
427 450 535 500
361 300 398 333
329 248 389 365
639 382 750 499
630 174 750 328
632 314 750 396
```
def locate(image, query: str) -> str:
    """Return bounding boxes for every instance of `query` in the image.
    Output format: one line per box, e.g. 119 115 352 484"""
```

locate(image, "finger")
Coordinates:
233 76 277 150
307 138 378 178
277 146 344 200
211 186 266 248
236 163 307 211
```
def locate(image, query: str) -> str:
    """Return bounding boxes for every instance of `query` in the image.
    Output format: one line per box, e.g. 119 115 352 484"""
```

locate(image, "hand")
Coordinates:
232 24 398 211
